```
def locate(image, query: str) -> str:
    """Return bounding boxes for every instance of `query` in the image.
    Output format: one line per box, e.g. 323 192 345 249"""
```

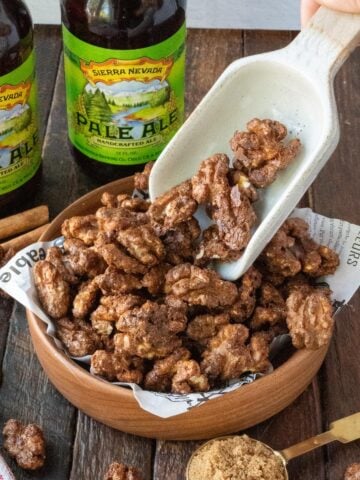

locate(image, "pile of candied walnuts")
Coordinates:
33 119 339 395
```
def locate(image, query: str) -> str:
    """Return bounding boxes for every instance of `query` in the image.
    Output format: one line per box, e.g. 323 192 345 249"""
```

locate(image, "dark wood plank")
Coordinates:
0 297 14 379
185 29 244 116
312 46 360 480
70 413 153 480
0 26 76 480
0 304 76 480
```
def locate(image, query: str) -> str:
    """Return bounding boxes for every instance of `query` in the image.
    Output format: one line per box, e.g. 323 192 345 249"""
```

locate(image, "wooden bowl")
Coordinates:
26 177 328 440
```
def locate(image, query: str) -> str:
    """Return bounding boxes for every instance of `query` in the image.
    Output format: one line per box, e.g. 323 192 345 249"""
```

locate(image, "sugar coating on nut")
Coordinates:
103 462 143 480
134 161 154 191
345 464 360 480
3 419 46 470
33 261 70 318
56 317 102 357
231 118 301 188
286 289 334 349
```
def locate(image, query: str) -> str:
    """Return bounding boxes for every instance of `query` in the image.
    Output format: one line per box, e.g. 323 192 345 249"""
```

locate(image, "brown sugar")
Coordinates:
187 435 287 480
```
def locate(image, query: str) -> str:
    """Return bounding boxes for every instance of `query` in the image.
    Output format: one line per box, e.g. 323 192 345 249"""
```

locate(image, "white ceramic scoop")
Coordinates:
149 7 360 281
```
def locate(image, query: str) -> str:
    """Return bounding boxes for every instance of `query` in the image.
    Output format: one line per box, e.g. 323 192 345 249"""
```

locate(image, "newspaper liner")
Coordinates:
0 208 359 419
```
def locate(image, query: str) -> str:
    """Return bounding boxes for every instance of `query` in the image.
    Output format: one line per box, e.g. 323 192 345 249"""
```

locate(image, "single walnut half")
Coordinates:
96 267 143 295
187 314 230 346
115 300 186 359
142 263 172 295
231 118 301 188
63 238 107 278
117 224 165 266
344 464 360 480
33 261 70 319
172 360 210 394
91 350 143 383
96 207 148 236
165 263 238 308
227 266 262 322
72 279 99 319
191 154 230 204
3 419 46 470
101 192 149 212
45 247 79 284
104 462 143 480
286 289 334 349
201 325 271 382
134 161 154 191
195 225 241 264
97 243 147 275
163 218 201 265
56 317 102 357
144 347 191 392
61 214 99 246
148 180 198 233
251 282 287 330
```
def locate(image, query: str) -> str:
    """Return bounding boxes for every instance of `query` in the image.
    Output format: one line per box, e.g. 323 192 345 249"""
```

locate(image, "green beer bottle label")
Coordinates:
62 24 186 166
0 51 41 195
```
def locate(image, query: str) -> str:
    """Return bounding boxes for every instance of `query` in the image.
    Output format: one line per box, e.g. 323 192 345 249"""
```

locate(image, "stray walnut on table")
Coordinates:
2 419 46 471
104 462 143 480
345 464 360 480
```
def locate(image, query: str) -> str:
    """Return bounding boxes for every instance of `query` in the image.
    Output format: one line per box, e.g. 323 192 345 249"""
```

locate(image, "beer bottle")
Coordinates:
0 0 41 211
61 0 186 182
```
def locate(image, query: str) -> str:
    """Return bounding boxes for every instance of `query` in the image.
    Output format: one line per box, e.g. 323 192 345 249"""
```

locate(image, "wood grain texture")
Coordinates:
0 298 14 380
0 304 76 480
312 46 360 480
70 413 153 480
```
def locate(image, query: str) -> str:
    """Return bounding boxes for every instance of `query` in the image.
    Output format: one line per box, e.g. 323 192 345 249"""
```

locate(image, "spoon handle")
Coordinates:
281 412 360 462
283 7 360 80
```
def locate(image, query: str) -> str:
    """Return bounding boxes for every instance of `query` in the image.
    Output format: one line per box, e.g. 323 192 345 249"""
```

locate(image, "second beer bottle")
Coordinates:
61 0 186 182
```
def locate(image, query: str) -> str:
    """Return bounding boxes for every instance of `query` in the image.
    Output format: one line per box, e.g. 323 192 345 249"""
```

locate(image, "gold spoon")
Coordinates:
186 412 360 480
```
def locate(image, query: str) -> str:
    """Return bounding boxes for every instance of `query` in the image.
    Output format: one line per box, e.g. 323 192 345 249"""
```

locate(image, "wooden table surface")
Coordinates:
0 26 359 480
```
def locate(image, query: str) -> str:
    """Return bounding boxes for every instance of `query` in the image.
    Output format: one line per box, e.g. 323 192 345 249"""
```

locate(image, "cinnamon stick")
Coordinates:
0 224 49 253
0 205 49 241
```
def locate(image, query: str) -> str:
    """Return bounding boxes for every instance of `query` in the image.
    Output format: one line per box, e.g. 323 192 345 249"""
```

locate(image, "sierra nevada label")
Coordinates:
62 24 186 166
0 51 41 195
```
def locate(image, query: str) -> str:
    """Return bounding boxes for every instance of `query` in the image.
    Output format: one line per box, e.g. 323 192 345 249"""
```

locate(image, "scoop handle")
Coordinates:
280 412 360 462
283 7 360 81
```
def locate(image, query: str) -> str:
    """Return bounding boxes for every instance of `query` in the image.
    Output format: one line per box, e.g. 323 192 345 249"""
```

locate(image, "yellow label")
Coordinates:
0 81 32 110
80 57 174 86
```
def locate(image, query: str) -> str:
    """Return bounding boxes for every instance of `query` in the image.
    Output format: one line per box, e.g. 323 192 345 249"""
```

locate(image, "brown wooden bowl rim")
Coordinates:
26 176 327 404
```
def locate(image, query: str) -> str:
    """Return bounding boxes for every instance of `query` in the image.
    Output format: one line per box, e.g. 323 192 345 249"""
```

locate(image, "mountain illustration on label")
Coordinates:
75 57 179 145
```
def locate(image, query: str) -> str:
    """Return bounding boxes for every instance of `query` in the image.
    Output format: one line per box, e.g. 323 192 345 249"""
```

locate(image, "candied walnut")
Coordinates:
134 161 154 191
163 218 201 265
286 289 334 350
45 247 78 284
148 180 197 232
191 154 230 204
33 261 70 318
259 227 302 278
91 294 144 325
96 266 142 295
187 314 230 346
101 192 149 212
227 266 262 322
3 419 46 470
172 360 210 394
115 301 186 359
251 282 286 330
97 243 147 275
117 224 165 266
104 462 143 480
72 279 99 319
345 464 360 480
211 184 256 252
230 118 301 188
144 348 191 391
56 317 101 357
61 214 99 246
142 263 171 295
96 207 148 236
165 264 237 308
303 245 340 277
91 350 143 383
195 225 240 264
63 238 106 278
201 325 271 381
